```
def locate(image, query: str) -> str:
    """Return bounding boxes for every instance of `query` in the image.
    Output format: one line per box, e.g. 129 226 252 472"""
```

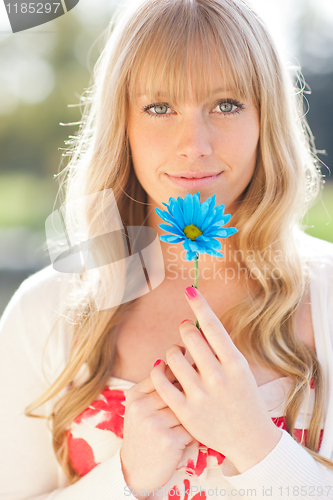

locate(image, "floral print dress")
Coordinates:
67 376 324 499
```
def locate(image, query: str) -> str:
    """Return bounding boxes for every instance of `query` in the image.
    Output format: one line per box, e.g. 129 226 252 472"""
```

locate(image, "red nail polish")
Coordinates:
180 319 190 325
153 359 162 367
185 286 197 299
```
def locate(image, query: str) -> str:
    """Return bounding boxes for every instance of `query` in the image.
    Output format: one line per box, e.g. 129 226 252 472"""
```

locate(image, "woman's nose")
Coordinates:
176 112 213 160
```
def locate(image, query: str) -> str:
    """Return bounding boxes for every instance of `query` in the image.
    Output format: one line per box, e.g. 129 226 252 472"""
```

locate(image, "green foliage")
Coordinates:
303 183 333 243
0 174 58 230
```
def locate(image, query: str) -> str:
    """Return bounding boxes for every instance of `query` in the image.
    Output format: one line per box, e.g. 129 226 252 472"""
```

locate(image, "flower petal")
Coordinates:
208 206 227 226
214 205 225 215
192 240 211 254
170 200 185 228
176 196 184 210
192 192 202 227
196 206 208 229
188 240 200 252
160 234 184 243
182 238 191 249
196 197 213 227
196 235 211 243
205 248 224 257
183 193 194 225
155 208 184 231
212 227 238 238
200 213 216 232
168 196 177 206
208 194 217 211
208 239 222 250
158 223 184 237
196 235 222 250
208 214 232 228
154 207 169 222
185 250 197 261
196 246 209 254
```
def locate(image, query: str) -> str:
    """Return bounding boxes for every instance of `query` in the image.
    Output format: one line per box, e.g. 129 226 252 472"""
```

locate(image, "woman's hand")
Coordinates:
150 286 283 475
120 359 195 500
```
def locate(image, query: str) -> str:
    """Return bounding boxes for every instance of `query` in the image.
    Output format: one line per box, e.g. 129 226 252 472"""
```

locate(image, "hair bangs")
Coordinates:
127 1 257 107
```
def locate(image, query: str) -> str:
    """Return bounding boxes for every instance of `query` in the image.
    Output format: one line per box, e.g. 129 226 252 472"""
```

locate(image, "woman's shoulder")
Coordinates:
294 233 333 311
7 264 74 320
0 265 76 380
18 262 72 293
294 230 333 267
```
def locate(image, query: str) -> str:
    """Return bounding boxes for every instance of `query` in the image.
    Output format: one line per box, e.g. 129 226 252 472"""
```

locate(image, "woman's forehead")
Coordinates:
126 3 259 106
129 66 252 105
136 84 236 99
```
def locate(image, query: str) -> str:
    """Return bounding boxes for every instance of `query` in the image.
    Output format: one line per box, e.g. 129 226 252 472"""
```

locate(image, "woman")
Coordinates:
0 0 333 498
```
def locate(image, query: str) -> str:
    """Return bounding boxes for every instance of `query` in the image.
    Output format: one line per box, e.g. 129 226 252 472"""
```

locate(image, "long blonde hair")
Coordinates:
25 0 333 483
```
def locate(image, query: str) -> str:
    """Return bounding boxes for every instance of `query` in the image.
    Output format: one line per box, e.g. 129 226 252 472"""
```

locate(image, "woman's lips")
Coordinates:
166 172 223 188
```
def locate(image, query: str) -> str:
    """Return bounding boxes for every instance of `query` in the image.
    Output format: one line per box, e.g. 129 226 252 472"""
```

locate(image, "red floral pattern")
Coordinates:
168 479 207 499
184 445 225 477
73 388 125 435
67 433 100 475
272 416 324 448
68 387 125 476
67 380 324 483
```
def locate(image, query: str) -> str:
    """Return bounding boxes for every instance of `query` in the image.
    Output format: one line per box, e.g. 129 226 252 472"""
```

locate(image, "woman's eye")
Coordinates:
219 102 234 112
213 100 243 115
142 103 172 117
152 105 169 114
142 100 243 118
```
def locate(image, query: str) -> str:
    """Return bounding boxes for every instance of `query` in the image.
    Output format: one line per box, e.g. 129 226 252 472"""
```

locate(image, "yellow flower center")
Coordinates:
183 224 202 241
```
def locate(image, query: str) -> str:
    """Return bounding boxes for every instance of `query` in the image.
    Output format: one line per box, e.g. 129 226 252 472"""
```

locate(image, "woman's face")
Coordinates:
127 73 260 214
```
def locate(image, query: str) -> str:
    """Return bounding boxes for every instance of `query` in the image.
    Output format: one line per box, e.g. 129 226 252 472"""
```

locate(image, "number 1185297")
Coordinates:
5 3 61 14
278 486 332 496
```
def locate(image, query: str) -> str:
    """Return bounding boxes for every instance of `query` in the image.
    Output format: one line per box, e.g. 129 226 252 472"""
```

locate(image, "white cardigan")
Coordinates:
0 232 333 499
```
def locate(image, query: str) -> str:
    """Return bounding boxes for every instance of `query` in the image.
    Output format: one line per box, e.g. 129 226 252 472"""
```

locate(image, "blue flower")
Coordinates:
155 192 238 261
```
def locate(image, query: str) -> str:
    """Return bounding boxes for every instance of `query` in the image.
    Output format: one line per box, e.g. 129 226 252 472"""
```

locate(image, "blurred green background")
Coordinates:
0 0 332 314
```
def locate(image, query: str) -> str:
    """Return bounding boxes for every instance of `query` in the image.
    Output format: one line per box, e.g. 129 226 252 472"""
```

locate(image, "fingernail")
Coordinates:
185 286 197 299
180 319 190 325
153 359 162 367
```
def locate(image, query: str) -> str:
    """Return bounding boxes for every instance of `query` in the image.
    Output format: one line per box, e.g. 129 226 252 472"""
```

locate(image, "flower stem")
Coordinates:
194 253 200 330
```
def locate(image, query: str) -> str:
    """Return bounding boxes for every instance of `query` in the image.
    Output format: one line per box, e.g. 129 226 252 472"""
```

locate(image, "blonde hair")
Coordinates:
25 0 333 484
